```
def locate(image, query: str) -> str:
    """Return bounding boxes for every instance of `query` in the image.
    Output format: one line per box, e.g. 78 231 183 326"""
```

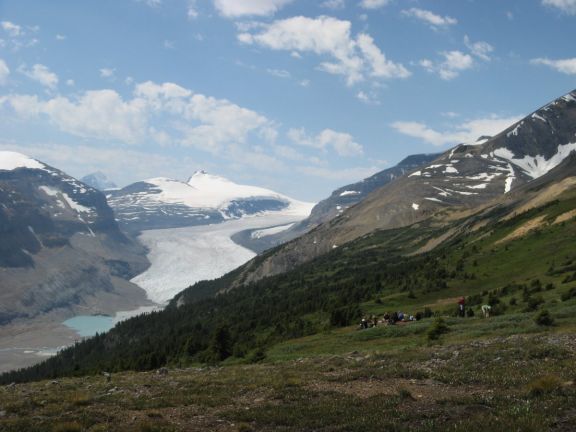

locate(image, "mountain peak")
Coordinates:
0 151 46 172
81 171 117 191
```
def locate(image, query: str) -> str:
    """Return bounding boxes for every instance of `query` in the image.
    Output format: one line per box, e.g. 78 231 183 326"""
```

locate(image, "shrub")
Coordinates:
526 375 563 397
427 317 449 341
534 310 555 326
561 287 576 302
423 307 433 318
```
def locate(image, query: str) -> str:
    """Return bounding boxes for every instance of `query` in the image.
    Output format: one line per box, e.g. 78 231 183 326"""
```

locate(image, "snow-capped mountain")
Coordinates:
0 151 148 324
81 171 118 191
107 170 314 233
230 89 576 286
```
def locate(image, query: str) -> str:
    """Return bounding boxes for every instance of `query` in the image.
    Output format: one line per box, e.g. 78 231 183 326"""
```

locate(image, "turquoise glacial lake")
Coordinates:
63 315 115 337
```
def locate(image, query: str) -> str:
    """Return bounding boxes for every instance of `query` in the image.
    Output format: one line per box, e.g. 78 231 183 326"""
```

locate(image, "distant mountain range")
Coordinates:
107 170 313 234
0 152 149 325
234 153 440 253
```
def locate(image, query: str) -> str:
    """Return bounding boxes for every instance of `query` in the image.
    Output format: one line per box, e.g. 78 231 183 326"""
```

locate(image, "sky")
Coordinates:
0 0 575 201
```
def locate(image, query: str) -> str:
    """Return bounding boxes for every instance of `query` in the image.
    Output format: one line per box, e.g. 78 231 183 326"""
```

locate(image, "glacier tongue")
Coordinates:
131 211 312 304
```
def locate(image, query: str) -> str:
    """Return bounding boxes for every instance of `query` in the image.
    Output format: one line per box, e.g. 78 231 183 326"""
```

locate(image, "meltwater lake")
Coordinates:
62 306 161 338
62 315 115 337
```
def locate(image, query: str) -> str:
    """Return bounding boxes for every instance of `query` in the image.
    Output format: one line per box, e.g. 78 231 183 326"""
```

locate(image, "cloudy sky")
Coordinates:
0 0 575 201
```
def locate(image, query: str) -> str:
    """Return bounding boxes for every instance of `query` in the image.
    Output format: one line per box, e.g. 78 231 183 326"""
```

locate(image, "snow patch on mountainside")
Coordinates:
494 142 576 179
0 151 46 171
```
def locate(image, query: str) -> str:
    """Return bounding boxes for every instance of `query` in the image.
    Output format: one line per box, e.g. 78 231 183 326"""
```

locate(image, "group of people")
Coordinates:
458 296 492 318
359 311 418 329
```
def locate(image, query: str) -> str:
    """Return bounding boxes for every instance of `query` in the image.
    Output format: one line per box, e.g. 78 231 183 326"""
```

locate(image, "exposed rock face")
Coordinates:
0 152 149 324
232 89 576 286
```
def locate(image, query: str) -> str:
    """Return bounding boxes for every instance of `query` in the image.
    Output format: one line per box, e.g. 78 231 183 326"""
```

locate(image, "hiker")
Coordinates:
383 312 391 325
481 304 492 318
372 315 378 327
360 318 368 329
397 311 404 321
458 297 466 317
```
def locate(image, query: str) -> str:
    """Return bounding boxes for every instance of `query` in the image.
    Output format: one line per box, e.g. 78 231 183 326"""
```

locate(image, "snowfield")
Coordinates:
132 208 313 304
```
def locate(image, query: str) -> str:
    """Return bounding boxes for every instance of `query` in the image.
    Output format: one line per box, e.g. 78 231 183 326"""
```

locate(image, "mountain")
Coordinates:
0 151 149 325
233 153 440 253
229 90 576 286
107 170 313 234
5 133 576 383
80 171 117 191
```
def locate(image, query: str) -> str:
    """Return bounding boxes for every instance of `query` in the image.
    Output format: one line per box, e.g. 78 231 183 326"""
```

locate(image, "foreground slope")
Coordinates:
0 151 149 324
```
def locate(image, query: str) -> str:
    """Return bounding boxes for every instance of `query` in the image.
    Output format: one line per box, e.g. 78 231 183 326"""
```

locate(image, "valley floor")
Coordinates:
1 314 575 431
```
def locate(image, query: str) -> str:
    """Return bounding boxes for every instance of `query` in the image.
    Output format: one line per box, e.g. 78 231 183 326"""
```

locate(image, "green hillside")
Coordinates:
2 179 576 385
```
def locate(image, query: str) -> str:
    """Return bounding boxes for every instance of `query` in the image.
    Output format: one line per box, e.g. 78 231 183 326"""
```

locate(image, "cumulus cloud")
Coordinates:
213 0 294 17
288 127 363 156
20 64 59 89
238 16 410 85
401 8 457 28
391 115 522 147
0 81 278 154
321 0 345 9
464 36 494 61
359 0 391 10
542 0 576 14
99 68 116 79
1 21 22 37
420 51 473 80
531 57 576 75
0 59 10 85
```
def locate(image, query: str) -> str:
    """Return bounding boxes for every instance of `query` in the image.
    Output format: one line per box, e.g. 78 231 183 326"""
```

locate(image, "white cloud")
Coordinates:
359 0 390 10
401 8 457 28
20 64 59 89
187 0 199 18
56 34 66 41
391 115 522 147
299 79 311 87
66 79 75 86
1 21 22 37
356 90 380 105
531 57 576 75
464 36 494 61
1 81 279 155
288 128 363 156
137 0 162 7
0 59 10 85
542 0 576 14
321 0 345 10
238 16 410 85
99 68 116 79
267 68 291 79
420 50 473 80
213 0 294 17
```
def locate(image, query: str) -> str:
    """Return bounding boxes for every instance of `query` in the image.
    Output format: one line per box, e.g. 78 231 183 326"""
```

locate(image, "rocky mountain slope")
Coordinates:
0 152 149 325
80 172 117 191
234 153 439 253
230 90 576 286
107 171 313 234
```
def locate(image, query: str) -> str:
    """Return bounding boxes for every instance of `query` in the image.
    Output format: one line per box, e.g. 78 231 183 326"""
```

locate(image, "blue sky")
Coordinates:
0 0 575 201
